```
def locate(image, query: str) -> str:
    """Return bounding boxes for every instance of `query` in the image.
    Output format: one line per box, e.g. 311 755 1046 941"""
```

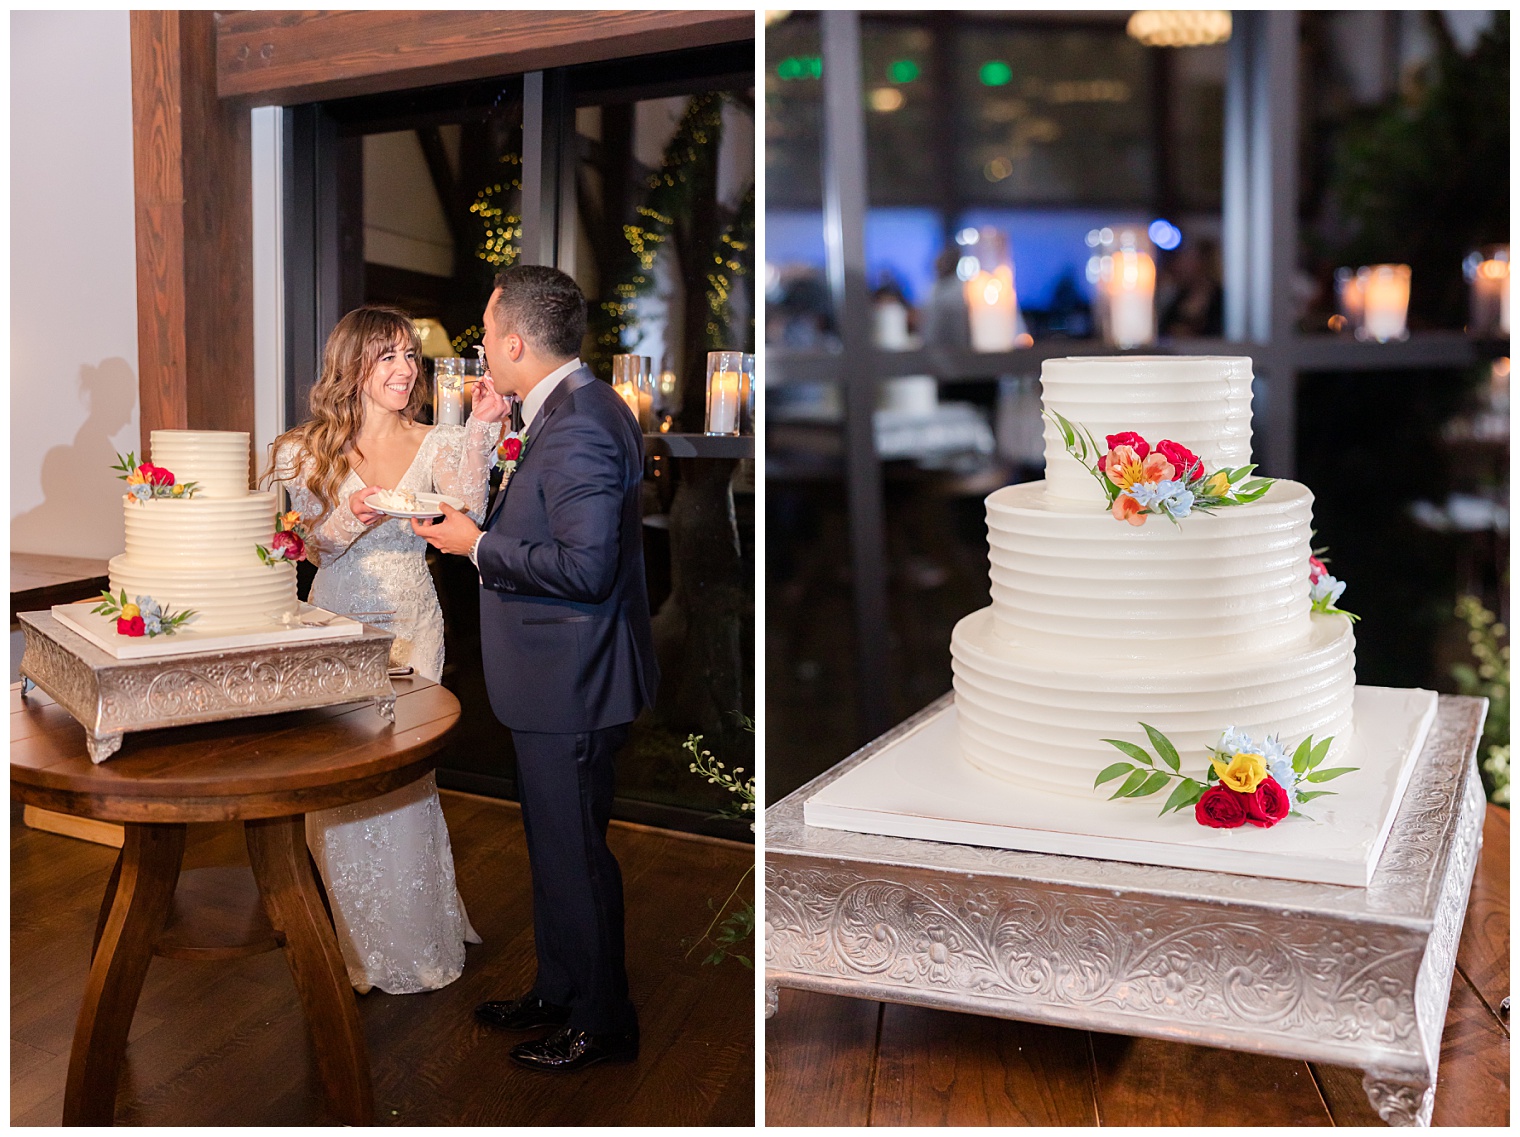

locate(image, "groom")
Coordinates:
414 265 658 1071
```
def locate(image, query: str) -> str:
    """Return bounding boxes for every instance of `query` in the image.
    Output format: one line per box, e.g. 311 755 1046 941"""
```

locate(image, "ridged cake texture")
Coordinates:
953 356 1357 796
108 431 298 635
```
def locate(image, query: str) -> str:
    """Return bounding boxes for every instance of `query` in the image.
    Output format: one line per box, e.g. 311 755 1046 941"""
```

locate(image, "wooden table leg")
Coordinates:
245 815 374 1126
63 822 186 1127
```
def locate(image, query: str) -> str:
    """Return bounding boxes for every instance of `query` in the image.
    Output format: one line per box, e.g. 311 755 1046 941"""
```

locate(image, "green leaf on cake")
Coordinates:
1160 779 1207 815
1295 789 1337 802
1291 736 1314 774
1110 768 1151 799
1102 738 1153 766
1140 723 1180 771
1094 761 1135 787
1131 771 1172 798
1304 766 1355 783
1307 737 1334 770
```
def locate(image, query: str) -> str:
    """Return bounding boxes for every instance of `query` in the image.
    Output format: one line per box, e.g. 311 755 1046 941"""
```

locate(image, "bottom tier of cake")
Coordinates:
108 556 299 636
951 607 1357 795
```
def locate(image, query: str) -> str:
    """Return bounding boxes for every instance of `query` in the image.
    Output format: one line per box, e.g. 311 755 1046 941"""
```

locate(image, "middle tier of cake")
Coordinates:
951 606 1357 795
984 478 1314 662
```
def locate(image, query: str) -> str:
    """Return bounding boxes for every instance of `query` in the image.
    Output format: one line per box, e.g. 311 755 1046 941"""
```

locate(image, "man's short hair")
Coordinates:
492 265 587 360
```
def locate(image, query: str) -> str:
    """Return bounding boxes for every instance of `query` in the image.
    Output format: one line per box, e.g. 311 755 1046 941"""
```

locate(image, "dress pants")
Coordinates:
511 724 637 1034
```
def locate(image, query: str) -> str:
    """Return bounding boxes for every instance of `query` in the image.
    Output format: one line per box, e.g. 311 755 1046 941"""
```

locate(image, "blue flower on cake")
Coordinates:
137 596 164 636
1126 479 1195 520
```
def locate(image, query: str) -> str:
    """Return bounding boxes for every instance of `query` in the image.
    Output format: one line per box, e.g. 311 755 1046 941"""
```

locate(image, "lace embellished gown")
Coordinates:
274 419 500 993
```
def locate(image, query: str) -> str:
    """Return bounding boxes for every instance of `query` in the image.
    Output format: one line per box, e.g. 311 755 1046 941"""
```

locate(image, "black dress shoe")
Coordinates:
475 994 571 1031
509 1025 639 1072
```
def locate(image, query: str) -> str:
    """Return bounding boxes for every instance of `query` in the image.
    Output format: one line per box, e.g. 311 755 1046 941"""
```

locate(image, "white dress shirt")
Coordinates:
470 357 583 566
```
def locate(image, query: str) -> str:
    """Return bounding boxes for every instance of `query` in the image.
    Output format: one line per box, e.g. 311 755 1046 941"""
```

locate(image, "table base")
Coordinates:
67 817 373 1126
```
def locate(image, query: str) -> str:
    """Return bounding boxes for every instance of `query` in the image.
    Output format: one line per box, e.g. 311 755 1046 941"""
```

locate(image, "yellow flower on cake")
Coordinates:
281 510 302 530
1212 751 1267 793
171 484 185 496
1201 470 1231 497
119 602 140 620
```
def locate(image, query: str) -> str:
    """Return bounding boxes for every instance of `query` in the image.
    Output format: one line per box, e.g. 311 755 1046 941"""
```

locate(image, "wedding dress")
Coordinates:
274 418 500 993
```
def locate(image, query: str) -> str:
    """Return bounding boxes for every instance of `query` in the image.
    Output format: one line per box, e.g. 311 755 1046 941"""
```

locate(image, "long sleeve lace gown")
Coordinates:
274 418 500 993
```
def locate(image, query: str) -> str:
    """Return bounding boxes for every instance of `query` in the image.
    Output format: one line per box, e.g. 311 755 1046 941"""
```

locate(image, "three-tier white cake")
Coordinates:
107 430 299 634
951 356 1357 795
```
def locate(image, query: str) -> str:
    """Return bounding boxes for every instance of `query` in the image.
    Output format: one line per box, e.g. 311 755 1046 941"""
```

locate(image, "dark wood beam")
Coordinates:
216 10 755 106
131 10 254 455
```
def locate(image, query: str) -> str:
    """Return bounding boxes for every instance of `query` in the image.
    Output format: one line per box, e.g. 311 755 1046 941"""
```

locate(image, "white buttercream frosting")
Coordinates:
953 354 1357 798
110 433 298 634
149 430 251 498
1040 356 1253 503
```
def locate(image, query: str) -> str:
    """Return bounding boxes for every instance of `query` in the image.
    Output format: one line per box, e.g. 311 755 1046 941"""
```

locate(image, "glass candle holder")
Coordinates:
959 227 1021 353
705 351 745 435
433 358 466 425
1356 264 1411 343
1465 245 1509 339
1088 226 1156 348
740 353 757 435
653 355 682 422
612 353 655 431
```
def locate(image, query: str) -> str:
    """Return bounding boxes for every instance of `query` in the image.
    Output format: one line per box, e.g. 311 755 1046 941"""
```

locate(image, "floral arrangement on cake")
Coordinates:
1046 411 1272 526
257 511 309 565
1308 548 1359 621
111 451 199 501
91 589 196 637
495 430 526 482
1094 722 1355 829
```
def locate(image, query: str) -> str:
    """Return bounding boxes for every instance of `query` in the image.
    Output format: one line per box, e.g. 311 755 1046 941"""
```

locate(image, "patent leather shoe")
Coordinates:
509 1025 639 1071
474 994 571 1031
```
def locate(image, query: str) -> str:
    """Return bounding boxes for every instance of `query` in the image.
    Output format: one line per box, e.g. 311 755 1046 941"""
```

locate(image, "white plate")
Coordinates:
369 492 466 519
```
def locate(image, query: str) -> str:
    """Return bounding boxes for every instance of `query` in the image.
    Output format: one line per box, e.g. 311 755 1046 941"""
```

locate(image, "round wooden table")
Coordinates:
10 675 461 1127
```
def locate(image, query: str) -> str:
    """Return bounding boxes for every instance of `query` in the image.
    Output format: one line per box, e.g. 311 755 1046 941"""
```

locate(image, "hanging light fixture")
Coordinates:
1126 11 1232 47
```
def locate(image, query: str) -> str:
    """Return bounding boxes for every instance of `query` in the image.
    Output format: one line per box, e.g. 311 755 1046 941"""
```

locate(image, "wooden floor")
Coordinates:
767 804 1509 1127
11 792 756 1126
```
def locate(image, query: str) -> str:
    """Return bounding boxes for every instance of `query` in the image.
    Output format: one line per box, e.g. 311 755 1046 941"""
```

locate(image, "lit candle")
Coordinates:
706 371 742 434
1358 264 1411 343
615 381 654 430
1473 256 1509 337
1102 249 1156 348
964 265 1018 352
434 361 465 425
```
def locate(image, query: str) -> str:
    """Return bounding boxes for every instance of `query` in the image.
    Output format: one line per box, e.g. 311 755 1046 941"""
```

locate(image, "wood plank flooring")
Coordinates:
767 804 1509 1127
11 792 756 1126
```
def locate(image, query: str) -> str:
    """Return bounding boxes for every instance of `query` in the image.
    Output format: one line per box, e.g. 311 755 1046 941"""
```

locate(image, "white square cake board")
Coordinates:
51 601 365 660
805 686 1438 887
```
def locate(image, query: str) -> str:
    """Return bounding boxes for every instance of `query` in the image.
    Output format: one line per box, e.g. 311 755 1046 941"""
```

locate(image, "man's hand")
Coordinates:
411 501 482 556
471 375 511 423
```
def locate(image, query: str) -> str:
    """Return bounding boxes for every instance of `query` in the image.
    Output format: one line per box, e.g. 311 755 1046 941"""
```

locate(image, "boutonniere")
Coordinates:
496 430 526 484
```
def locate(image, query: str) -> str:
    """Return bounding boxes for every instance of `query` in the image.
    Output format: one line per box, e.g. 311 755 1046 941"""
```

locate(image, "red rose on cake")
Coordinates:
1244 776 1290 828
116 614 146 637
1309 555 1327 584
1104 431 1149 457
1194 783 1248 828
1154 440 1201 482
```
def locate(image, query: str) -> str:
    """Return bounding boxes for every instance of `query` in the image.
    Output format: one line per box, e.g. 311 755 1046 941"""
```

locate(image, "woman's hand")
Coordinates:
349 484 386 525
471 375 511 423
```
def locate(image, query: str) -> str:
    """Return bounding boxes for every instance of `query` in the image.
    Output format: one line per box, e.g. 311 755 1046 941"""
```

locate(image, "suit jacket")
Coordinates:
475 366 658 733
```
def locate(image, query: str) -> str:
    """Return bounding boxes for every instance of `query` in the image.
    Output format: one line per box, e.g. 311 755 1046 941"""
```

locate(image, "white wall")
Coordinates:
11 11 140 558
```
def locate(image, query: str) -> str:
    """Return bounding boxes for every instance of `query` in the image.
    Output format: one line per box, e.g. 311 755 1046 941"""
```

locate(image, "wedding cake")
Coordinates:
951 357 1356 795
107 430 300 635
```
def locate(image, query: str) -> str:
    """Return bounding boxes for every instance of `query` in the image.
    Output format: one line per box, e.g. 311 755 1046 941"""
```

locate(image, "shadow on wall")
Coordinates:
11 357 137 558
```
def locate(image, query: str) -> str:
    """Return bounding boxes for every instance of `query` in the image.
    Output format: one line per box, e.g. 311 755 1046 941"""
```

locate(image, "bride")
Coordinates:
267 305 507 993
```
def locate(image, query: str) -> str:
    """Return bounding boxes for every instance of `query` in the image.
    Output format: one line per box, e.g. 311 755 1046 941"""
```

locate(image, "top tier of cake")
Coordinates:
1039 357 1254 503
150 430 250 498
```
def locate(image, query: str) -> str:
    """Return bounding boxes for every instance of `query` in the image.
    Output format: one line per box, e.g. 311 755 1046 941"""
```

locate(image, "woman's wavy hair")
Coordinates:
262 305 426 519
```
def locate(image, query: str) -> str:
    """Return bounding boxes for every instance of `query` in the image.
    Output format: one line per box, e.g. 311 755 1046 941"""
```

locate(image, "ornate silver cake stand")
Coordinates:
16 610 396 762
765 693 1488 1127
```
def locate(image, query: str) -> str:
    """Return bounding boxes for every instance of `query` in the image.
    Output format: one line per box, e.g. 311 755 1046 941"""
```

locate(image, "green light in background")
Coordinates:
979 60 1013 87
777 55 823 80
887 59 920 84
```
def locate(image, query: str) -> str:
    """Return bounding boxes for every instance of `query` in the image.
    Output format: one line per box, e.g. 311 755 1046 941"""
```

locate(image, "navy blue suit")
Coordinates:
475 365 657 1034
